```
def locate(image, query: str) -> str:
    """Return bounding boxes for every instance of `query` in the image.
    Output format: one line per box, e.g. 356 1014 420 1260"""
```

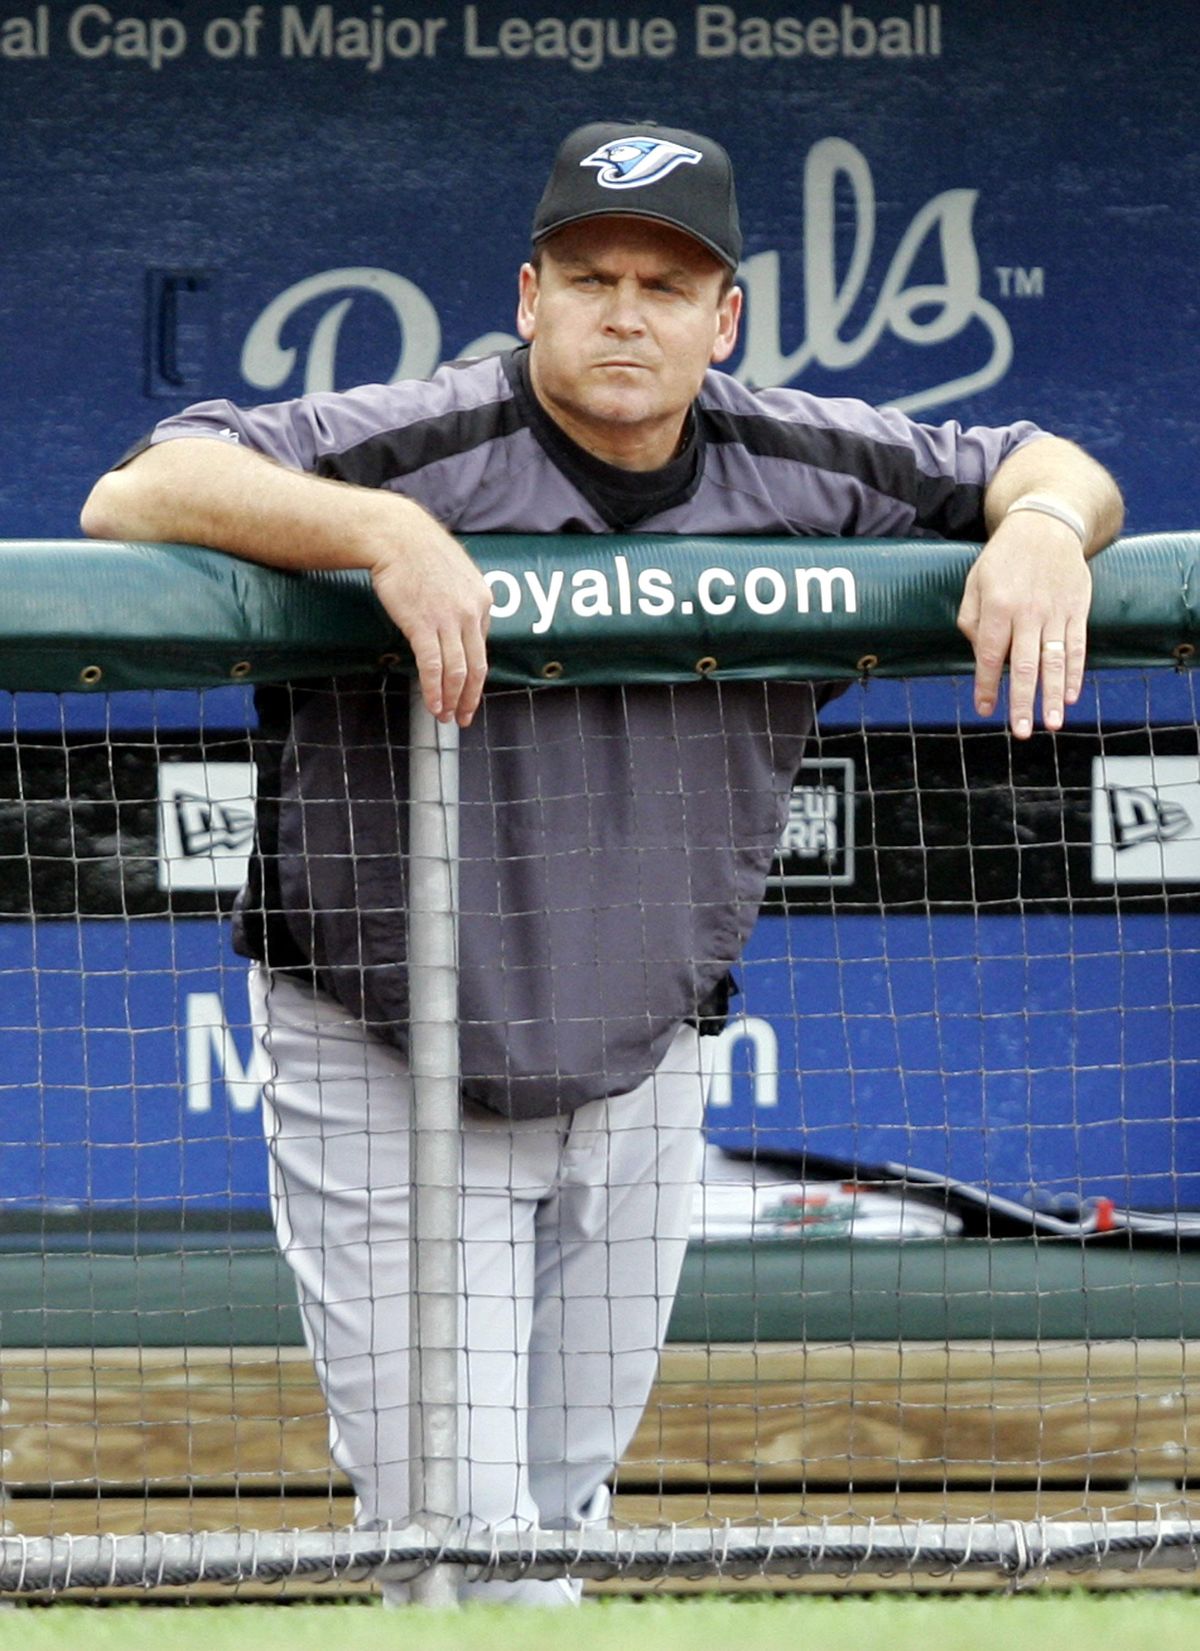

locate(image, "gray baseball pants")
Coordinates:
251 967 710 1606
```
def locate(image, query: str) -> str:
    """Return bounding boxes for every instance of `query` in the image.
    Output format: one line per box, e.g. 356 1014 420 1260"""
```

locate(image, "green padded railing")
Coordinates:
0 533 1195 692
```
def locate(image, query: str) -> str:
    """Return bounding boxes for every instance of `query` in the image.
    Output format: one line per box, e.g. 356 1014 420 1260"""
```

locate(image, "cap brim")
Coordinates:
532 208 739 272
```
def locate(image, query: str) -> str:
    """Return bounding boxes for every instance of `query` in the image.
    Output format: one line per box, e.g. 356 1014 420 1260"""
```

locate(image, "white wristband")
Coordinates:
1005 492 1088 548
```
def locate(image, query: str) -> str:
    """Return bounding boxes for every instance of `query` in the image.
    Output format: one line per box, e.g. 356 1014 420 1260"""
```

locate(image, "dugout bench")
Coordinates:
2 1224 1198 1596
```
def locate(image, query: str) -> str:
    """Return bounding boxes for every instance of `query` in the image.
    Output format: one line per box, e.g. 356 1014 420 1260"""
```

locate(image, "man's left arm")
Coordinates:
957 434 1124 739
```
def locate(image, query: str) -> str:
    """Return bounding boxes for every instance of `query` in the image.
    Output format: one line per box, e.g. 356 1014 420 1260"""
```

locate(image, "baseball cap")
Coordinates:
532 121 742 272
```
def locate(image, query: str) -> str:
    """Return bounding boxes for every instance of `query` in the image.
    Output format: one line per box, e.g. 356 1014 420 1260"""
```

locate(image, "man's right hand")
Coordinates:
370 524 493 728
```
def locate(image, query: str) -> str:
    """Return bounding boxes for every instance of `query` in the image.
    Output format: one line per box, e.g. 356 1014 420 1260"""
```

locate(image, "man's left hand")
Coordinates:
956 511 1093 739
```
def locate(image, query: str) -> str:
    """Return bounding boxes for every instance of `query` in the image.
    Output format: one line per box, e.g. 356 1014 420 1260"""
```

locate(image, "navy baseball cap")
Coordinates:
532 121 742 272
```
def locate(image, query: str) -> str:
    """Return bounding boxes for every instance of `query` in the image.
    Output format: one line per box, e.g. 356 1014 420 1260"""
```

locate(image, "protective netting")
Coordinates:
1 656 1197 1596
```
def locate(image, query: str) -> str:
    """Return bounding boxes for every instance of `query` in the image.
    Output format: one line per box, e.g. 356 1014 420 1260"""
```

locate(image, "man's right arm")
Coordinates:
81 438 492 727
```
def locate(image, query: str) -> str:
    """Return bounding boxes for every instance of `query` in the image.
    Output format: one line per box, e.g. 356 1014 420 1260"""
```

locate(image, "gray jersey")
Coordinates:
145 349 1043 1117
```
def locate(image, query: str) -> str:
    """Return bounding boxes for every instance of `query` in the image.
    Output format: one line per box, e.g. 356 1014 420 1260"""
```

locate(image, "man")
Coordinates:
82 121 1123 1605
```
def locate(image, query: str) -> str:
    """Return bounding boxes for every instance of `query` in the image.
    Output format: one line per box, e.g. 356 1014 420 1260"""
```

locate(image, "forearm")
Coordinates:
80 437 430 578
81 436 493 727
982 434 1124 557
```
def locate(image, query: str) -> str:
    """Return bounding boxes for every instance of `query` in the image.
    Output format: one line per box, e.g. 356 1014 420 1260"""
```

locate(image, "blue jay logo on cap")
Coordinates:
580 135 703 190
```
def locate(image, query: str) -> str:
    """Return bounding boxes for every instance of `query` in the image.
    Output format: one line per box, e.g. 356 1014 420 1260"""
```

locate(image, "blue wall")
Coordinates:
3 0 1196 535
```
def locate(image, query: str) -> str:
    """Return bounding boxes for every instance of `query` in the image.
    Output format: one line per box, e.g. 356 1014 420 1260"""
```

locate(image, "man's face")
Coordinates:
516 217 742 469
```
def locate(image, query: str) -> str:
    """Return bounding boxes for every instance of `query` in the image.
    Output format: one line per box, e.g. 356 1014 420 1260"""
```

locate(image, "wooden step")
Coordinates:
3 1342 1195 1492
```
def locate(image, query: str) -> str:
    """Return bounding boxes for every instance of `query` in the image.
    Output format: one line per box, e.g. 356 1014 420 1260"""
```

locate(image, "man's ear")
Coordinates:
710 284 743 365
516 262 539 342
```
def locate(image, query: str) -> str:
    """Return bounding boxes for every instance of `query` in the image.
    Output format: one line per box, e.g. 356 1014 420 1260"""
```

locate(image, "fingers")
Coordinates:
1035 636 1068 733
1034 621 1087 731
410 603 491 727
1063 616 1088 707
408 626 449 720
958 584 1008 724
372 529 493 728
437 610 491 727
965 613 1089 740
959 518 1093 739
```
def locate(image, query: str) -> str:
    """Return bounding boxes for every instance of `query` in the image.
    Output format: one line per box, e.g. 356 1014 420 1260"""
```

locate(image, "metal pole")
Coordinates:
407 685 461 1609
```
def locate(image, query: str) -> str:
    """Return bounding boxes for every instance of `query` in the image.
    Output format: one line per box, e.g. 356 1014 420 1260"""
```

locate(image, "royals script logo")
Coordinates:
240 139 1011 415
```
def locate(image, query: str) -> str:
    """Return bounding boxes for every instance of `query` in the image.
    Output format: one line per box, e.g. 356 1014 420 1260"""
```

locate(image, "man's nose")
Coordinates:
602 280 647 333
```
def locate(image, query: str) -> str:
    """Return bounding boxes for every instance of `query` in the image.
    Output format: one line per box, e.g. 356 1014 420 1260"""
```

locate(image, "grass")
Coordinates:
3 1594 1200 1651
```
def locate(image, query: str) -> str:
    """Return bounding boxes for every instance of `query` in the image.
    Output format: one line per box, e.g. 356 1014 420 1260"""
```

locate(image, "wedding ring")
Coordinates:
1041 640 1066 653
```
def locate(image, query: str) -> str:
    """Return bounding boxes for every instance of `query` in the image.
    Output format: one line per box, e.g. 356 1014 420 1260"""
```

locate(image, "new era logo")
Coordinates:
1105 785 1191 850
1092 756 1200 884
158 761 257 892
770 758 855 888
172 790 255 859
